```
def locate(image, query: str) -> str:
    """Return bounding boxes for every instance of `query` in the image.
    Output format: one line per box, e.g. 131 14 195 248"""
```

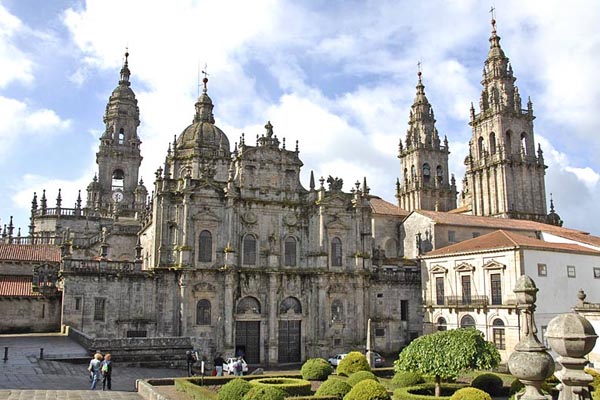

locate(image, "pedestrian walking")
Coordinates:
101 353 112 391
88 353 103 390
233 356 243 376
186 350 196 376
213 354 225 376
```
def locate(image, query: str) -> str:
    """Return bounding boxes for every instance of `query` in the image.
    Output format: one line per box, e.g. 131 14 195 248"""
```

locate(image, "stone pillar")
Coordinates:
224 272 235 348
268 274 278 365
547 313 598 400
507 275 554 400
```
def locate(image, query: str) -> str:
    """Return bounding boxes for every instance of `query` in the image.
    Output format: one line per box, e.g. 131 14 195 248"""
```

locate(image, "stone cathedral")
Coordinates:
1 19 563 365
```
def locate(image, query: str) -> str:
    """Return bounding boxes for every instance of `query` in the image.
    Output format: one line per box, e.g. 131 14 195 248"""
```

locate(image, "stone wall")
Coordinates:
0 297 61 333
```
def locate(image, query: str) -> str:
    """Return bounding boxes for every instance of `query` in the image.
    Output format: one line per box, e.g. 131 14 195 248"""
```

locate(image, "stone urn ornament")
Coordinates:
547 311 598 400
508 275 555 400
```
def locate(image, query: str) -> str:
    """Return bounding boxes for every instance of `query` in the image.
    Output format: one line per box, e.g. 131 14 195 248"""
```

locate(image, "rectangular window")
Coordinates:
567 265 576 278
400 300 408 321
333 338 341 346
461 275 471 305
435 277 444 305
243 236 257 265
284 238 297 266
595 267 600 279
94 298 106 321
490 273 502 305
493 328 505 350
376 293 384 298
75 297 82 311
375 328 385 337
448 230 456 243
126 330 147 338
537 263 547 277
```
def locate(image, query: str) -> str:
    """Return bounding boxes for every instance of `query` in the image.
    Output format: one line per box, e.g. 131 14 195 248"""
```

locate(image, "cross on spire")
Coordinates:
201 63 209 93
417 60 422 81
490 5 497 31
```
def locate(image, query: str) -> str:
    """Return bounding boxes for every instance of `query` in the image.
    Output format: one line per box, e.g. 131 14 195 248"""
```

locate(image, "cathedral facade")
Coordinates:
1 18 570 365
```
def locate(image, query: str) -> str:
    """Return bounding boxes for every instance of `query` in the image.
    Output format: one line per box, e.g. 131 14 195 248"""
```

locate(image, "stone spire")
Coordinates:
193 76 215 124
404 70 438 150
119 49 131 86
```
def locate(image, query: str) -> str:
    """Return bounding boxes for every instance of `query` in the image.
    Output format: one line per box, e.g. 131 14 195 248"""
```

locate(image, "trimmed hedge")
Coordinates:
315 378 352 399
218 378 252 400
586 368 600 391
249 377 312 397
347 370 378 387
175 378 218 400
450 387 492 400
344 379 390 400
243 385 287 400
392 371 424 388
337 351 371 377
393 383 466 400
301 358 334 380
286 397 339 400
471 373 504 396
509 378 557 400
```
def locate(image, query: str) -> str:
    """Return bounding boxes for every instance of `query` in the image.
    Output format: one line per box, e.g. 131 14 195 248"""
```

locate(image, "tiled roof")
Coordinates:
0 275 42 297
413 210 586 234
423 230 600 257
0 244 61 263
370 196 409 217
547 230 600 249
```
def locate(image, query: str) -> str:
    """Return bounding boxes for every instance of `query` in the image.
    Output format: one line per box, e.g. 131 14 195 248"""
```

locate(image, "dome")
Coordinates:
177 120 230 153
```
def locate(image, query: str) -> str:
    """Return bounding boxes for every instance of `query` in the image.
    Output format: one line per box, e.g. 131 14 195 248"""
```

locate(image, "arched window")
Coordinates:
411 165 416 181
492 318 505 349
403 168 408 184
505 131 513 155
520 132 527 155
437 317 447 331
118 128 125 145
490 132 497 154
237 296 261 314
111 169 124 191
423 163 431 183
331 299 344 322
384 238 398 258
478 137 485 158
279 297 302 314
198 230 212 262
460 314 476 329
196 299 211 325
436 165 443 183
284 237 297 267
243 235 257 265
331 237 342 267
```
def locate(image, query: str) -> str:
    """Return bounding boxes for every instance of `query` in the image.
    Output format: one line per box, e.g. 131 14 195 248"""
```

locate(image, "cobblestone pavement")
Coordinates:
0 333 188 399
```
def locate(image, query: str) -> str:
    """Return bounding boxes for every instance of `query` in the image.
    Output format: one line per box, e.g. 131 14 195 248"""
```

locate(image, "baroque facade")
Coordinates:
1 18 592 365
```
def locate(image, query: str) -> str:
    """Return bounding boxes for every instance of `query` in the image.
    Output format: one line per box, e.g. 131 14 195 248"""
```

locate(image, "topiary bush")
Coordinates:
586 368 600 391
242 385 287 400
450 387 492 400
471 373 504 396
337 351 371 377
315 378 352 399
347 370 378 387
249 377 312 397
301 358 334 380
343 379 390 400
395 383 465 399
392 371 425 388
218 378 252 400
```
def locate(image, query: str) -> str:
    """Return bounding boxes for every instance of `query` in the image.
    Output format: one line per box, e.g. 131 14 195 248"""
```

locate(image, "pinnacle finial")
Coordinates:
201 63 209 93
119 48 131 86
490 6 496 33
550 193 555 213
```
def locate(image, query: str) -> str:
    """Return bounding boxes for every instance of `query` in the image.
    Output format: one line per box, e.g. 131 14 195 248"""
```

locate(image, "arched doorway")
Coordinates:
235 296 261 364
278 297 302 363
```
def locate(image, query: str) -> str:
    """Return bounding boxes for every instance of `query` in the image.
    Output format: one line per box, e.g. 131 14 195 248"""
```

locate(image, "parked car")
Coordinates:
223 357 249 374
371 352 385 367
328 353 347 366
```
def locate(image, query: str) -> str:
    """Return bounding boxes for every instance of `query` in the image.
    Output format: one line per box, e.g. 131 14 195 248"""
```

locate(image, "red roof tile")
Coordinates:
0 244 61 263
0 275 42 297
370 196 409 217
423 230 600 257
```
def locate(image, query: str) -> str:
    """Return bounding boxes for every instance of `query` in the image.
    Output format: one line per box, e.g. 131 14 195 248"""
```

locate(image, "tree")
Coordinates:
395 328 500 397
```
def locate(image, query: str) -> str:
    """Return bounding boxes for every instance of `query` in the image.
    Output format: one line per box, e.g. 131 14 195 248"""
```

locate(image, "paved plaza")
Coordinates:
0 333 187 399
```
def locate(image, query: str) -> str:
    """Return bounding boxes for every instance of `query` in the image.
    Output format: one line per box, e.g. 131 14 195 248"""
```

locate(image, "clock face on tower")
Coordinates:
112 190 124 203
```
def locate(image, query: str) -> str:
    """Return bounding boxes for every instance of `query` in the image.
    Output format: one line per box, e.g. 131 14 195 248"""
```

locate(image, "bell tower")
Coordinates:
87 51 145 212
462 18 547 221
397 69 457 212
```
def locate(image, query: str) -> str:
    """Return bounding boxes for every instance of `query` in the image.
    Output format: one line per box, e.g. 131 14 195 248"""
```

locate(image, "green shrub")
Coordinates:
242 385 287 400
450 387 492 400
586 368 600 391
392 371 425 388
471 373 504 396
315 378 352 399
301 358 334 380
343 379 390 400
394 383 465 400
218 378 252 400
175 378 218 399
337 351 371 377
249 377 312 397
509 379 524 397
347 370 378 387
509 378 556 400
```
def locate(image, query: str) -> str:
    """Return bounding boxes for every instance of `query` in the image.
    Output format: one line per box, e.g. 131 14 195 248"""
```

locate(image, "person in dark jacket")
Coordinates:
213 354 225 376
101 353 112 391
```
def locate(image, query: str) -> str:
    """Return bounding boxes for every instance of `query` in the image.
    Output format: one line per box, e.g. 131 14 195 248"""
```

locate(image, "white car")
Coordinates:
327 353 347 366
223 357 249 374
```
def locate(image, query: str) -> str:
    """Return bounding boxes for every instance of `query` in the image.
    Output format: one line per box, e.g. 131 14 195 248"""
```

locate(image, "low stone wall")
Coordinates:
64 325 192 367
136 380 171 400
0 297 61 333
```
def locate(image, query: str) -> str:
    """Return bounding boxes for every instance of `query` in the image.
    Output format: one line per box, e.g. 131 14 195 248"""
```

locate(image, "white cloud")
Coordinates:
0 4 34 87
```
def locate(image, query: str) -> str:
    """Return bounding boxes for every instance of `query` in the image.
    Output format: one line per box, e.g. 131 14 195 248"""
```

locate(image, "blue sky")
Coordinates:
1 0 599 235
